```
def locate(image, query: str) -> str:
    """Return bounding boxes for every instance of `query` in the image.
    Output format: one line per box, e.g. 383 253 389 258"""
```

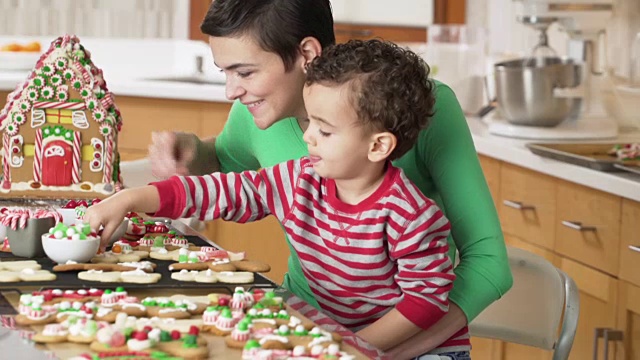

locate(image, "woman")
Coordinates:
149 0 512 358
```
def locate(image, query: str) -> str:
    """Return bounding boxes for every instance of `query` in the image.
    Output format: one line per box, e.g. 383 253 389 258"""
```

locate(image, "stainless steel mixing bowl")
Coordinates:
494 57 583 127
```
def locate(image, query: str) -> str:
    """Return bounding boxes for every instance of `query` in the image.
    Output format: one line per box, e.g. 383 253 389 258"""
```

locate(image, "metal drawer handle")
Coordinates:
503 200 535 210
561 220 596 232
593 328 623 360
629 245 640 253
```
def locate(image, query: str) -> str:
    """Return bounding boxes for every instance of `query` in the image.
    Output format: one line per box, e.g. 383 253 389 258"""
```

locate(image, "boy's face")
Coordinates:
302 83 375 180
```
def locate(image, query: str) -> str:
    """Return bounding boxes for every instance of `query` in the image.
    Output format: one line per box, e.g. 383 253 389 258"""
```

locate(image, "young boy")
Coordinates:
85 39 471 357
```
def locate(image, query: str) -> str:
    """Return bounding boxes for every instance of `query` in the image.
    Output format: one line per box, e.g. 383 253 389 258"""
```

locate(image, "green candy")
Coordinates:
220 308 233 319
153 237 165 247
237 321 249 331
182 335 198 348
115 287 125 293
244 339 261 350
159 330 172 342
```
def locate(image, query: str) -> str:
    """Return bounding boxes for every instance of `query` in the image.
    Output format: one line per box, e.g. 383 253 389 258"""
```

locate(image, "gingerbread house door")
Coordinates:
42 140 73 186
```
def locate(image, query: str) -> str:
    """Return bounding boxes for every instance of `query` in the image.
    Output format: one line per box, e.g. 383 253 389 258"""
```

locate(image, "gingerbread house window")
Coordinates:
31 109 45 128
45 109 73 124
72 110 89 129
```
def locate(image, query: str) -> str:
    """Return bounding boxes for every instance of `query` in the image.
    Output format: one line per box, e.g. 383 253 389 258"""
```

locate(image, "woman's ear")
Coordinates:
368 132 397 163
299 37 323 71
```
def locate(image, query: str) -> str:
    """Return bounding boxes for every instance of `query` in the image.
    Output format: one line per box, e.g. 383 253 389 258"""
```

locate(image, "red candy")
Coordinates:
109 331 126 347
188 326 199 336
170 330 181 340
63 200 78 209
133 331 148 341
142 326 153 333
217 297 230 307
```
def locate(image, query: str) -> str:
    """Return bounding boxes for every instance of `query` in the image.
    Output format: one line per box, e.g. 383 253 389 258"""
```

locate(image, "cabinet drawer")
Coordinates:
334 23 426 44
558 257 618 360
499 163 556 250
620 199 640 287
555 180 621 275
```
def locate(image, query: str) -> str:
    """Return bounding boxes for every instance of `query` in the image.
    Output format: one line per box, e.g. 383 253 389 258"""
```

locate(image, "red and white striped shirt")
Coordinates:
153 157 469 352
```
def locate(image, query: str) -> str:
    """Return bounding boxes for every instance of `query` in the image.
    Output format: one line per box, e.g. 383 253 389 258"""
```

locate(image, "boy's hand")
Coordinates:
83 191 131 250
148 131 197 179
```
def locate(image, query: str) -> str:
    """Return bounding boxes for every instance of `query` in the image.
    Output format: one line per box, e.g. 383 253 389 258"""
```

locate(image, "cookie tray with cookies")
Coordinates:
0 219 278 293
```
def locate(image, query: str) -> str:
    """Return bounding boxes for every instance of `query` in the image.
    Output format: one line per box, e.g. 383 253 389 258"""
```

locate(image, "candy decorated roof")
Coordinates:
0 35 122 137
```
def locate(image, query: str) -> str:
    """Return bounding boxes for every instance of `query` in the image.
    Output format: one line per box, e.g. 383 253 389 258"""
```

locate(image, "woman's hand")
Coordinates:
83 191 133 250
148 131 198 179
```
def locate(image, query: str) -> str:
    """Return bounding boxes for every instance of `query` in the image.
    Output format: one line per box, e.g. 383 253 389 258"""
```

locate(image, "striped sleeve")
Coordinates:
151 159 302 223
390 201 455 330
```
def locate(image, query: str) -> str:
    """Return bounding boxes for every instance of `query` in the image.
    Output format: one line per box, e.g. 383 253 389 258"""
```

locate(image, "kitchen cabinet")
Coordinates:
615 281 640 360
189 0 464 44
555 181 621 276
499 163 557 251
619 199 640 288
476 158 635 360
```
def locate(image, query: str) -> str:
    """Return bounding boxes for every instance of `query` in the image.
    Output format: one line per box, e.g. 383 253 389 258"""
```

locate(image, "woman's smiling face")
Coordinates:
209 34 308 130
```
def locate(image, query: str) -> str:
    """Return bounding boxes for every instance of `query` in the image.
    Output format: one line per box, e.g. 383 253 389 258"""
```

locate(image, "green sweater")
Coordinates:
214 81 513 322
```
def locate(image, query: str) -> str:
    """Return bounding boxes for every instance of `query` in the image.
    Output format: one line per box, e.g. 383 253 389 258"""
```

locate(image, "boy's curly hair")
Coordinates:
305 39 435 160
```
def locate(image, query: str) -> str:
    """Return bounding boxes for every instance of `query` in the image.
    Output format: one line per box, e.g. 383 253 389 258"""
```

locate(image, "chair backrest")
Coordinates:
469 247 579 360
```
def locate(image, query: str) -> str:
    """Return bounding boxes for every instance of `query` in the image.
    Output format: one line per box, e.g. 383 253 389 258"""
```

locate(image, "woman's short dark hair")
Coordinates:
305 39 436 161
200 0 335 71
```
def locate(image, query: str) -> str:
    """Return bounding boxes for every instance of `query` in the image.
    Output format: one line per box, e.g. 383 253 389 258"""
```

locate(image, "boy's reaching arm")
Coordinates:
151 159 302 223
356 202 454 350
84 185 161 249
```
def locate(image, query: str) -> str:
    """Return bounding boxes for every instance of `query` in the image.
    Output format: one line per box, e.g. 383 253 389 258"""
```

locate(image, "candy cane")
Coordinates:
103 135 113 184
33 129 42 183
72 131 81 184
2 133 10 189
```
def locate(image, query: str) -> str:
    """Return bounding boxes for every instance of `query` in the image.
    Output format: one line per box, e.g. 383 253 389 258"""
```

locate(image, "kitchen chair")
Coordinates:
119 158 205 231
469 246 579 360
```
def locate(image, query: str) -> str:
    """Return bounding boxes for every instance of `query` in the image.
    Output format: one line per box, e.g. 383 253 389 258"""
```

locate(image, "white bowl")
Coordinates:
42 235 100 264
602 85 640 130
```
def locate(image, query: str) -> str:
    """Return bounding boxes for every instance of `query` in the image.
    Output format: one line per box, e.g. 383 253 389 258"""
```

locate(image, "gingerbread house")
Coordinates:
0 35 123 199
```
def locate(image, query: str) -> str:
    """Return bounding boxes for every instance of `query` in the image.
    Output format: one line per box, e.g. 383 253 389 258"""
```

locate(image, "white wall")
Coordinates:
476 0 640 80
0 0 190 39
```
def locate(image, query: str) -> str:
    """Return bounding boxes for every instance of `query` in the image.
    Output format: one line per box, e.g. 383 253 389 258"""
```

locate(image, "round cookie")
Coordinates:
171 270 198 282
216 271 254 284
78 270 122 283
119 269 161 284
0 260 41 271
116 303 147 318
32 324 69 343
18 269 56 282
208 262 237 272
194 269 218 283
0 271 20 282
149 249 180 261
168 262 209 271
156 338 209 360
150 307 192 319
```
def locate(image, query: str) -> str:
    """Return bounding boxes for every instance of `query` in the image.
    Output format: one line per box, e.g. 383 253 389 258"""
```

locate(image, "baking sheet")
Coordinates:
614 163 640 176
0 235 277 293
526 143 631 172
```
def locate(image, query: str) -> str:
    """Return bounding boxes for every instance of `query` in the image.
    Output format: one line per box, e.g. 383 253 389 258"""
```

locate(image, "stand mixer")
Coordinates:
487 0 618 140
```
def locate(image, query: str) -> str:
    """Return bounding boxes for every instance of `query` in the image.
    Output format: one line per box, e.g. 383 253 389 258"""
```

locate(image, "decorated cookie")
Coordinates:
231 259 271 273
0 260 42 271
32 323 69 343
78 270 122 283
216 271 254 284
194 269 218 283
